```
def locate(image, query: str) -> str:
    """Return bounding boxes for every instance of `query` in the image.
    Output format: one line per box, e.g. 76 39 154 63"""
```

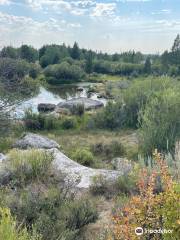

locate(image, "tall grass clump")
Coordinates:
7 149 53 182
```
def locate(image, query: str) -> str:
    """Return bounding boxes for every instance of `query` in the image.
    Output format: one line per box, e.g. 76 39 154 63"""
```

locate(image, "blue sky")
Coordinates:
0 0 180 53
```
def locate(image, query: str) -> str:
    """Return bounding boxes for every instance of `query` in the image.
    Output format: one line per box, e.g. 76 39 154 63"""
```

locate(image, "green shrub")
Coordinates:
90 174 120 199
24 109 58 130
90 174 109 195
8 188 97 240
72 148 94 166
0 137 13 153
0 207 41 240
115 164 140 195
44 62 85 84
7 149 53 183
94 101 126 130
139 88 180 155
91 141 126 158
61 118 77 129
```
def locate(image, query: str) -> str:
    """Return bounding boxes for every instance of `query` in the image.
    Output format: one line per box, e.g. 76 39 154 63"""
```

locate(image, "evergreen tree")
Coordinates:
171 34 180 52
144 57 151 74
85 51 93 74
71 42 80 60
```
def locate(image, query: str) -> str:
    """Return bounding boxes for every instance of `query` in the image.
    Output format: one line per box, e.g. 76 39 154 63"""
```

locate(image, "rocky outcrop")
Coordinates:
10 134 129 190
13 133 60 149
57 97 104 111
51 148 123 189
38 103 56 112
0 153 6 163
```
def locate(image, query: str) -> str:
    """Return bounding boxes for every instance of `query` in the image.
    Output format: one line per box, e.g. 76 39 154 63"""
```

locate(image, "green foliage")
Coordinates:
85 51 93 74
8 188 97 240
72 148 94 166
94 101 126 129
44 62 85 84
0 207 42 240
7 149 53 183
0 58 29 84
122 76 176 128
0 46 19 59
116 167 139 195
61 117 77 129
0 137 14 153
24 109 58 130
139 88 180 155
144 57 152 74
71 42 81 60
91 140 126 158
20 45 38 63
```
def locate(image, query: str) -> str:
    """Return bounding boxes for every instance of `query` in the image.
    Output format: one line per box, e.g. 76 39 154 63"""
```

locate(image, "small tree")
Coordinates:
144 57 151 74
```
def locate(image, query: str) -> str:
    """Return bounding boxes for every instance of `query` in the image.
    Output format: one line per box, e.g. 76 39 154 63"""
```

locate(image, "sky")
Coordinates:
0 0 180 53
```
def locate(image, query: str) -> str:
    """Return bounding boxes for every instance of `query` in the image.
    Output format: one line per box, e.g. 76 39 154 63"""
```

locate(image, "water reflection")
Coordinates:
8 83 106 118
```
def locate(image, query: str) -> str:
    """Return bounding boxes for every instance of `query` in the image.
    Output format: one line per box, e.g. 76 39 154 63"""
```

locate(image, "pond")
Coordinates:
9 83 106 118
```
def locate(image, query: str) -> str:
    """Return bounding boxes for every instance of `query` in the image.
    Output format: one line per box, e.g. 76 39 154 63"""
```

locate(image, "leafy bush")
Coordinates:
109 152 180 240
0 207 41 240
7 149 53 183
72 148 94 166
44 62 85 84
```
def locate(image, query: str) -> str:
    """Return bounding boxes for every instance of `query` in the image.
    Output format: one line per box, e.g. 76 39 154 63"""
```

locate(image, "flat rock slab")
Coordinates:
13 133 60 149
51 148 124 189
57 97 104 111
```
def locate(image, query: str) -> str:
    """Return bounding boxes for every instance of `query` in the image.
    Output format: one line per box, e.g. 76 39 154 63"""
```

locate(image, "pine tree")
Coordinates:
71 42 81 60
171 34 180 52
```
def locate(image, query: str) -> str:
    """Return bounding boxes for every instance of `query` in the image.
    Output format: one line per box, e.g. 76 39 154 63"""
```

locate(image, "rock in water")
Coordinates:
38 103 56 112
57 97 104 111
13 133 60 149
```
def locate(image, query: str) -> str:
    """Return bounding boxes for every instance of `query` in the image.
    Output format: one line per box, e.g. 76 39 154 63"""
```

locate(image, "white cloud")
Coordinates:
91 3 116 17
0 0 10 5
151 9 172 15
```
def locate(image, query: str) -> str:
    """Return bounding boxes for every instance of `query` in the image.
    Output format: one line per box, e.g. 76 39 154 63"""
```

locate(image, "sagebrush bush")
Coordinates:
91 140 126 158
7 149 53 183
72 148 94 166
8 188 97 240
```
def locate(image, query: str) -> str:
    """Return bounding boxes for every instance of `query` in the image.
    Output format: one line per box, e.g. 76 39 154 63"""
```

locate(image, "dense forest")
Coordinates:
0 35 180 240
